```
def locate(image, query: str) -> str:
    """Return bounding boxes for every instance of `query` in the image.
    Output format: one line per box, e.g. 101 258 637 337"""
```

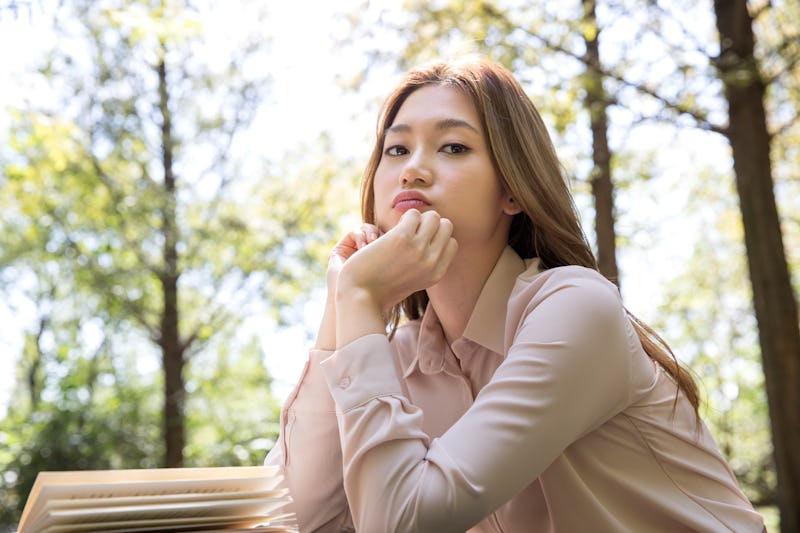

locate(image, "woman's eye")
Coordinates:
385 145 408 156
442 143 469 154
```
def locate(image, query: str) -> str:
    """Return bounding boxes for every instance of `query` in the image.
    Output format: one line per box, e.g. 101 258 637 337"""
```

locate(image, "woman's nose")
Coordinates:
399 153 432 185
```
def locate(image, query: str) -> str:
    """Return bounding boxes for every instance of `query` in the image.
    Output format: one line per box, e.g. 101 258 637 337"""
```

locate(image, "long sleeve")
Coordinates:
319 270 646 532
265 349 353 532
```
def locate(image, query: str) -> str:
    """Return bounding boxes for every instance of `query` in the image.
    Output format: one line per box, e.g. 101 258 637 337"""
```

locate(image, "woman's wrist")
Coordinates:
335 285 386 348
313 292 338 351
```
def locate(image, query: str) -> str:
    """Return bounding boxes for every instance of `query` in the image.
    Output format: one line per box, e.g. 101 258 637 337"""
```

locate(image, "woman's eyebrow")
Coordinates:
385 118 480 134
435 118 479 133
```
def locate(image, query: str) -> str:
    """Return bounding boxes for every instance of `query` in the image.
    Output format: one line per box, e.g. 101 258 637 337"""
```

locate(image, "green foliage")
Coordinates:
0 321 163 526
184 335 282 467
0 0 358 529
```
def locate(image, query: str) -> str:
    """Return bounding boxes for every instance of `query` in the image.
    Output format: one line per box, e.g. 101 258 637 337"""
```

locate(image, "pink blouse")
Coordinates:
265 246 764 532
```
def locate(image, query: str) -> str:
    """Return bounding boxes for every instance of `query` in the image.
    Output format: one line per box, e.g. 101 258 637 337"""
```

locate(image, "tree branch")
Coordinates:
533 31 727 135
479 3 727 135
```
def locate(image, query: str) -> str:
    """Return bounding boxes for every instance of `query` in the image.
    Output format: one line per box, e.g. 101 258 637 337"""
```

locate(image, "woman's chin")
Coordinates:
374 216 396 234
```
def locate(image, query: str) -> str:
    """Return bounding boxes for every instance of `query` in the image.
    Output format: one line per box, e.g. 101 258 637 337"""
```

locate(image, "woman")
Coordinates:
265 57 764 532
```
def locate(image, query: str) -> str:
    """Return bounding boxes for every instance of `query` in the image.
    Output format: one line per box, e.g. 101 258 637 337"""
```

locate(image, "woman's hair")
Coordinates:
360 56 699 411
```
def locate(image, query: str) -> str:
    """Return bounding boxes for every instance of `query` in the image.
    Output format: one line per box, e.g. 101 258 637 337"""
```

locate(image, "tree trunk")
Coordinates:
581 0 620 287
713 1 800 530
157 53 185 469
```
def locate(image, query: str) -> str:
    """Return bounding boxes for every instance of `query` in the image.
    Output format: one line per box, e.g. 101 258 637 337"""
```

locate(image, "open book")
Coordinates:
16 465 296 533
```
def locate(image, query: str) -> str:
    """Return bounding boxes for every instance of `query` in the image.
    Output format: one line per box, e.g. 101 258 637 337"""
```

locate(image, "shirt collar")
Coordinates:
462 246 529 355
402 246 530 378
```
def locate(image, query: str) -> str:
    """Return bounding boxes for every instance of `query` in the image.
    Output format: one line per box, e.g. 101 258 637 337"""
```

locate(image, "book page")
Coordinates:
40 511 297 533
18 466 292 533
43 488 287 510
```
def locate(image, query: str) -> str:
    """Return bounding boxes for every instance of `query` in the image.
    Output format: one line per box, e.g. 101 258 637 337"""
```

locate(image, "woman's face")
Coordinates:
373 85 518 250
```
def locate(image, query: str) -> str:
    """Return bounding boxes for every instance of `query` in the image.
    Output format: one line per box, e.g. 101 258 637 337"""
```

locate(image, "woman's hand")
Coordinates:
334 209 458 347
338 209 458 311
314 223 381 350
328 223 382 291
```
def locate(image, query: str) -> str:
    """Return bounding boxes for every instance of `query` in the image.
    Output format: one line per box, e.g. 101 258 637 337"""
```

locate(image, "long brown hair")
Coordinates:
361 57 699 411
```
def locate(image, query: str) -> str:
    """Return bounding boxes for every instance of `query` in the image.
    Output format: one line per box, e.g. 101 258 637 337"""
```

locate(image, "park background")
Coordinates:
0 0 797 531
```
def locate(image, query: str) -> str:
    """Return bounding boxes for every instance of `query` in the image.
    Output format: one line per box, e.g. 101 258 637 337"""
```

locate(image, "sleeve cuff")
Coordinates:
287 349 337 413
320 334 404 411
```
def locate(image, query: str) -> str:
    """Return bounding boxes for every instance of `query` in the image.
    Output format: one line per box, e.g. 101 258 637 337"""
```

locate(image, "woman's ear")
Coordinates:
503 194 523 216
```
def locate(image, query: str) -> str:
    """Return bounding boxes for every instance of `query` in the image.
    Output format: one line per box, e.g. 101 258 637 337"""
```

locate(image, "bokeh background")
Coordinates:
1 0 797 531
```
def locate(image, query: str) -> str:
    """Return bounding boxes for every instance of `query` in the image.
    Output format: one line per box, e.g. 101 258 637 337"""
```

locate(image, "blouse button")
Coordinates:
338 376 351 389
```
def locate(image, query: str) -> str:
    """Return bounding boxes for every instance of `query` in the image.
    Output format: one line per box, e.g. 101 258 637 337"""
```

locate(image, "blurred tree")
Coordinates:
650 161 775 506
713 1 800 529
580 0 618 284
0 266 163 525
1 0 346 491
0 2 357 529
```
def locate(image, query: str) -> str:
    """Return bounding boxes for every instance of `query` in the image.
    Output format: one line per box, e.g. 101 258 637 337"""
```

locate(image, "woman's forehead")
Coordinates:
389 85 481 130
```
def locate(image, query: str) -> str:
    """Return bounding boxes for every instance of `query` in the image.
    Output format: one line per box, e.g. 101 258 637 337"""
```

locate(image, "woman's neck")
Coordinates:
426 243 505 345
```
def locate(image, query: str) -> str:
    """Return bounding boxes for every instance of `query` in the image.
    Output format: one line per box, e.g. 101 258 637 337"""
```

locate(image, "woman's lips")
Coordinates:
393 199 429 212
392 191 431 213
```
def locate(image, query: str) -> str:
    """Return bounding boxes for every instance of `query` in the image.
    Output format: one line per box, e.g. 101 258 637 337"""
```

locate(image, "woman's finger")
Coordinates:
352 228 367 249
394 208 422 237
430 217 454 250
362 224 381 244
414 210 443 244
